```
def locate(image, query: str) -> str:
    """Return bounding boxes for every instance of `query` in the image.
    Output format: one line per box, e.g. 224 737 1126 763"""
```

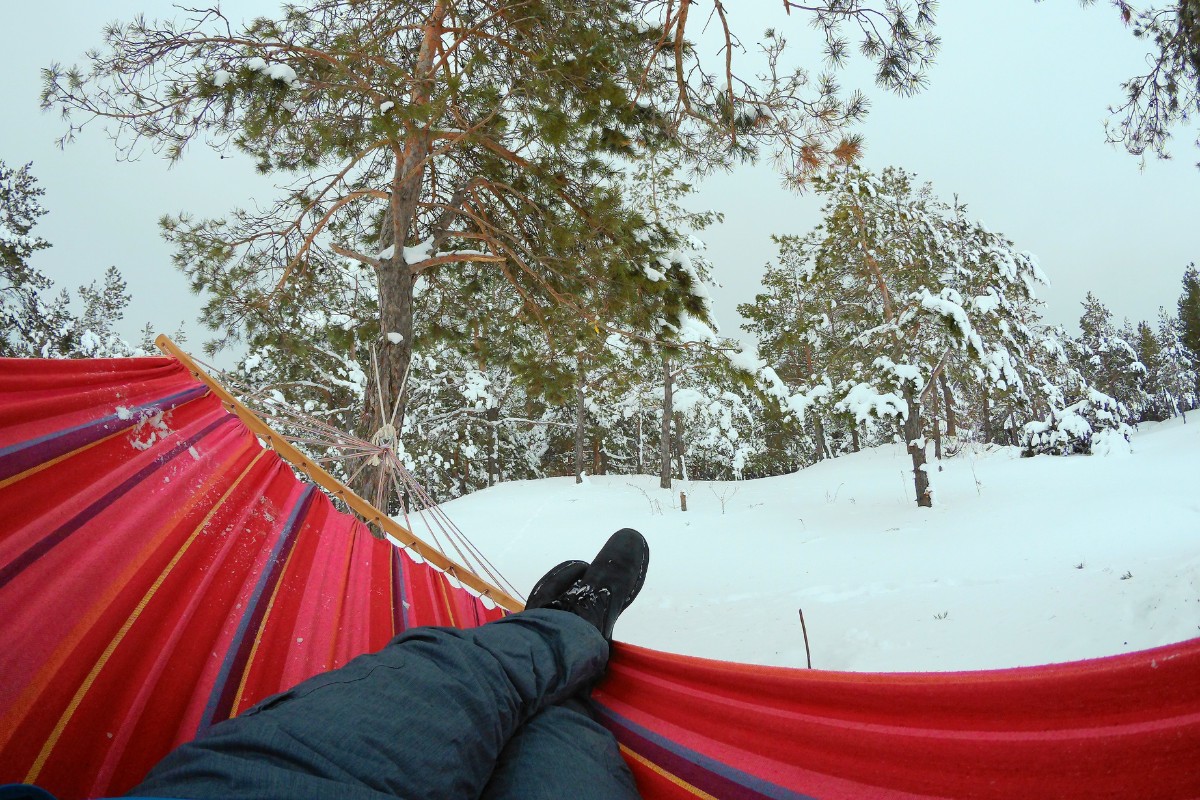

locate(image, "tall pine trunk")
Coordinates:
932 380 943 460
373 264 415 428
486 405 499 487
356 3 446 510
940 374 956 436
812 414 832 462
981 381 993 443
803 343 832 461
635 413 644 475
574 354 586 484
673 411 687 482
903 387 932 507
592 436 606 475
660 352 673 489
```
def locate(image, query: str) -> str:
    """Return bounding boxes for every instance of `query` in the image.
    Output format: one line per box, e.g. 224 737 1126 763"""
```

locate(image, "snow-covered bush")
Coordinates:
1021 389 1133 456
672 383 756 480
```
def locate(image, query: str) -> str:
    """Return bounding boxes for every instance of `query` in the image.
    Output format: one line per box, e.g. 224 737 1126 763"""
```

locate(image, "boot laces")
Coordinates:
555 582 611 627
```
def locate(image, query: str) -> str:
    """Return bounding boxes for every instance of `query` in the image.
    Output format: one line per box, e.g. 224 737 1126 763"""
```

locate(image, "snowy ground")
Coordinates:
433 418 1200 673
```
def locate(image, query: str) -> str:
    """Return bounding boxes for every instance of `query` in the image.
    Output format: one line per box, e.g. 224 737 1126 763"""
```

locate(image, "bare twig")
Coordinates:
798 608 812 668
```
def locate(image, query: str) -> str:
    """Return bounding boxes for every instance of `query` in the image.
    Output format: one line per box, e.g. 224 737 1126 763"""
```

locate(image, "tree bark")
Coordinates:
453 447 467 498
660 352 673 489
981 381 992 444
375 4 446 423
374 263 415 420
486 405 499 487
940 374 956 436
849 202 895 321
673 411 687 482
812 414 832 462
936 371 955 434
574 354 586 484
357 233 417 510
801 342 833 462
635 413 644 475
932 381 943 460
903 387 932 507
357 3 447 509
850 423 861 453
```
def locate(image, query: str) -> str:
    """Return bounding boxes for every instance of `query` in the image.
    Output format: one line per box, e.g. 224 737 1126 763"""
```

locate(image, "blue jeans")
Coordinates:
127 610 639 800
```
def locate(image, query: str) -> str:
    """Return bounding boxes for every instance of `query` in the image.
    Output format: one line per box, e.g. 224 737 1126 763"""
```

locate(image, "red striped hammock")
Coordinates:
2 355 1198 799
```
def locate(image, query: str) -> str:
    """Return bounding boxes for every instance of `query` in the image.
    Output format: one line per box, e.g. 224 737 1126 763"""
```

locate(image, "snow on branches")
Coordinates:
741 166 1067 502
1022 388 1133 457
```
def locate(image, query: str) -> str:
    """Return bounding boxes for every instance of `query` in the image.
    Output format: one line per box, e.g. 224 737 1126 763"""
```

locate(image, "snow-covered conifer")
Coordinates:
746 166 1050 506
2 161 139 359
1071 293 1148 423
1153 308 1199 418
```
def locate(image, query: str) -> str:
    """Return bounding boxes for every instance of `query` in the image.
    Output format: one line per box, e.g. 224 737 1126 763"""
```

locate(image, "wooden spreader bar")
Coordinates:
156 334 524 613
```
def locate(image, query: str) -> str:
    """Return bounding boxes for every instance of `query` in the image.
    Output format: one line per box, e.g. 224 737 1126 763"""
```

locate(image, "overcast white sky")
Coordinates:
2 2 1197 366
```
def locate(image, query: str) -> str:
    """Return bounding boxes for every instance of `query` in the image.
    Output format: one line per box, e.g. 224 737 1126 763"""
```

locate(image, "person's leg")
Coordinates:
480 697 640 800
127 610 607 800
479 528 648 800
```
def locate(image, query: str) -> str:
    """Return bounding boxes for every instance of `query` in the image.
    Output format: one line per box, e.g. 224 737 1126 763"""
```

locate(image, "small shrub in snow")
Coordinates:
1021 389 1133 456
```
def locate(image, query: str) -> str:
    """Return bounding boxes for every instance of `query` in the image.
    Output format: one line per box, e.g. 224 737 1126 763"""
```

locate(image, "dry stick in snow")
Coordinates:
798 608 812 669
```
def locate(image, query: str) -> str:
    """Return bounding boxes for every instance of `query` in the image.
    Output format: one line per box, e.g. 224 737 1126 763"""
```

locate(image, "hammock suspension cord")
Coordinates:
192 352 523 605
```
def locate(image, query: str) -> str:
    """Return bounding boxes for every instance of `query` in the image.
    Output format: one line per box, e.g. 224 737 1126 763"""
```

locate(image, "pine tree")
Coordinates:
745 166 1051 505
670 351 762 481
1 160 52 357
44 1 942 506
405 266 548 496
1013 314 1138 458
1075 0 1200 163
740 233 854 464
1072 293 1146 421
69 267 135 357
932 201 1055 447
1154 307 1199 418
1179 264 1200 389
1016 297 1139 457
598 152 728 489
46 3 681 451
1135 320 1170 420
2 160 137 358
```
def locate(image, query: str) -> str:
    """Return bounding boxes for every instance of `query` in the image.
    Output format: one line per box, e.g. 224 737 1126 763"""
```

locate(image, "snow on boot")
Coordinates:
526 559 588 610
548 528 649 641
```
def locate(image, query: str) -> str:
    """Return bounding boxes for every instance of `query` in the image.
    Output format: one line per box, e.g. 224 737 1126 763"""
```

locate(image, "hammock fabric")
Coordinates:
0 356 505 797
2 355 1199 799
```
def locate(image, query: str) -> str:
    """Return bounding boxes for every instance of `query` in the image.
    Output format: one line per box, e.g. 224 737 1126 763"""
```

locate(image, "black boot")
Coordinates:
525 559 588 610
547 528 649 641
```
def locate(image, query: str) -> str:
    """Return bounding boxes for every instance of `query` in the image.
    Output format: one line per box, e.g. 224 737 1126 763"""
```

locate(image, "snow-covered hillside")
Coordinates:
438 418 1200 673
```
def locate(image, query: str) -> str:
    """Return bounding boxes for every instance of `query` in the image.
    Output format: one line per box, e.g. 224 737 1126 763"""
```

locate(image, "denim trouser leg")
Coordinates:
480 697 640 800
127 610 609 800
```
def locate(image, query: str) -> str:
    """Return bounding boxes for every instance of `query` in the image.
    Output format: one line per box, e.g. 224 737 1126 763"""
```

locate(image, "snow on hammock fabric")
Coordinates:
2 357 1200 800
0 357 504 798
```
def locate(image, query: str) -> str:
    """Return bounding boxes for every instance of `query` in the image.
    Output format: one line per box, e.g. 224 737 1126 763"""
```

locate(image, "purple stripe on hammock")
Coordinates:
0 416 231 590
0 386 208 482
593 703 815 800
199 483 316 734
